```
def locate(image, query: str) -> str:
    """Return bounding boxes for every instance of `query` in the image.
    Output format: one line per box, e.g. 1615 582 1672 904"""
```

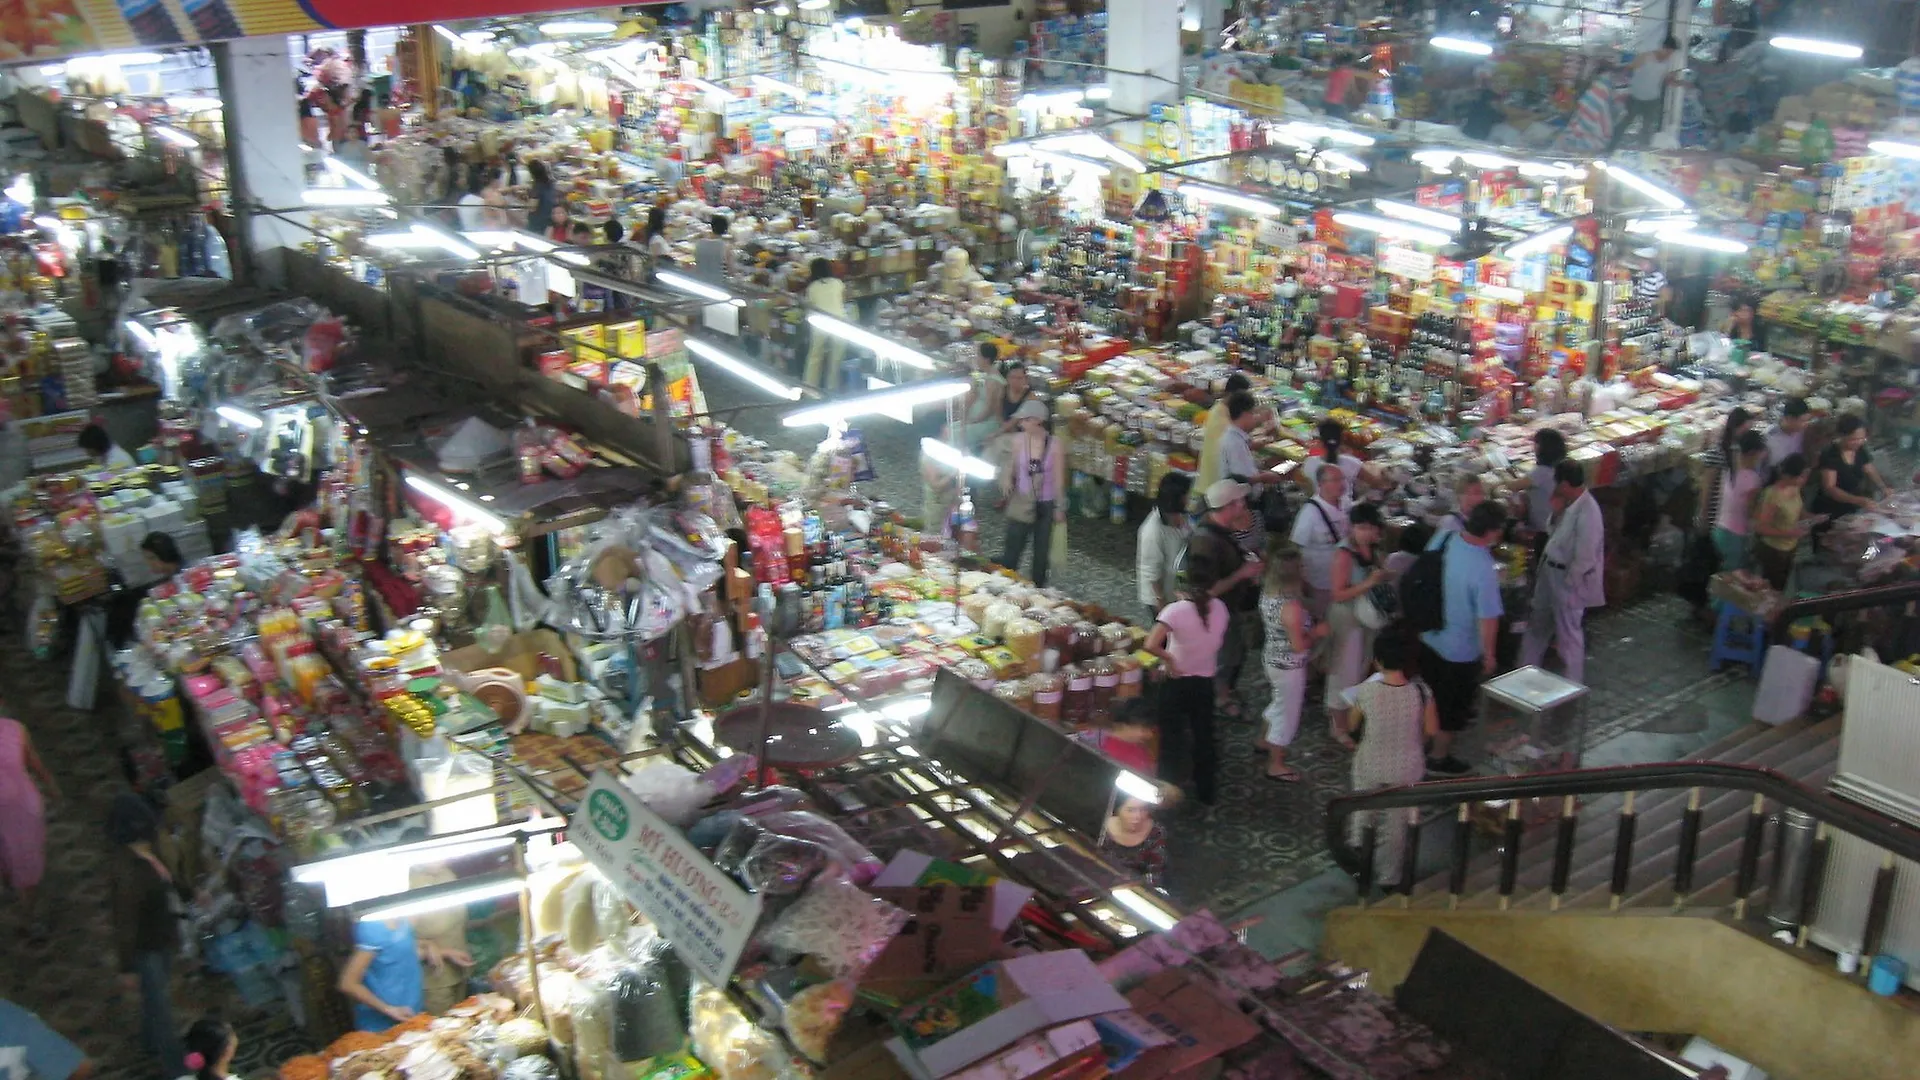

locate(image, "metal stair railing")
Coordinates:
1327 762 1920 949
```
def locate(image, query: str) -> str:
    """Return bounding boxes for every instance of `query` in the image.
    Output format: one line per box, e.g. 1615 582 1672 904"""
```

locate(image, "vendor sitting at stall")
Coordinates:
78 423 135 470
1813 415 1888 524
338 917 428 1030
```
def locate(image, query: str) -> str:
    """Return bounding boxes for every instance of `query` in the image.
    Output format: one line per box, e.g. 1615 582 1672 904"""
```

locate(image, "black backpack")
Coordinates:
1399 533 1451 635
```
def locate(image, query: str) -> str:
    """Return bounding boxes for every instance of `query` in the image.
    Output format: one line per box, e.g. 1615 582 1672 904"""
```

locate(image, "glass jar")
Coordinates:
1063 665 1094 726
1068 621 1102 664
1115 654 1144 700
1090 656 1120 713
1029 671 1065 722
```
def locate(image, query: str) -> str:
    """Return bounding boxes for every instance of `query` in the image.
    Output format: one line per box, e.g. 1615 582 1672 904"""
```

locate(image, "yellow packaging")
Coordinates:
609 319 646 358
979 646 1024 678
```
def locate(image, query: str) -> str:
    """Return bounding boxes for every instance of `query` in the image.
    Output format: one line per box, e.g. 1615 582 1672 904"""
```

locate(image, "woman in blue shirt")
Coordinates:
337 919 428 1030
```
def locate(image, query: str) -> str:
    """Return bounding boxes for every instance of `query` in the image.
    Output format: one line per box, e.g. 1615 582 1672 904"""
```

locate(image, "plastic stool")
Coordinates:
1711 603 1769 675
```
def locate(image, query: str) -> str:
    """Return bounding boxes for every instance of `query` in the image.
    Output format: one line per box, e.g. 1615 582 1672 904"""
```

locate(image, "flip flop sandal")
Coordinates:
1265 767 1302 782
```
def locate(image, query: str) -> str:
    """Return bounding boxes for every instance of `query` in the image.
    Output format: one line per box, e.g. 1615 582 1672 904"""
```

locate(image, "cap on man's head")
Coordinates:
1205 479 1251 510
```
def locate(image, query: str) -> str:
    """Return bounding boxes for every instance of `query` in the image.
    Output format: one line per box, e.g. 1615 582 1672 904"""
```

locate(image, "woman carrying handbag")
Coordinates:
998 400 1065 586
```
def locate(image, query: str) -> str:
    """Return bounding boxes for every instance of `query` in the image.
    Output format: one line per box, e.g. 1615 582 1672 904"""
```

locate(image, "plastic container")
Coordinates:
1063 666 1093 726
1089 656 1119 713
1030 671 1065 722
1114 654 1144 699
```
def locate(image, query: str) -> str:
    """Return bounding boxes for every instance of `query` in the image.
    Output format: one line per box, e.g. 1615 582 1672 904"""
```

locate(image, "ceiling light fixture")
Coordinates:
1331 212 1452 247
1870 140 1920 160
215 405 264 429
920 438 997 480
1655 229 1749 253
1594 161 1687 209
807 313 939 368
656 270 740 305
356 872 525 922
1430 36 1495 56
1504 224 1573 259
1769 36 1864 59
781 379 970 427
324 157 382 191
685 337 804 400
405 474 510 533
1178 181 1282 216
1374 199 1460 232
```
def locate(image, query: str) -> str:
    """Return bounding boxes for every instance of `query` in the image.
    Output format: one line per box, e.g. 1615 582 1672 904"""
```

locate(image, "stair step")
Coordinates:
1413 716 1841 908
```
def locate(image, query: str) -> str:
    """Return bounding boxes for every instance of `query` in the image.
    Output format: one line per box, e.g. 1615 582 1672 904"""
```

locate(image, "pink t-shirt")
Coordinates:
1155 598 1230 678
1717 467 1762 536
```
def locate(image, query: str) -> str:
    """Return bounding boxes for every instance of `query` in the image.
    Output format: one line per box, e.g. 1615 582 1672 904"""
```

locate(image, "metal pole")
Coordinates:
1768 807 1817 929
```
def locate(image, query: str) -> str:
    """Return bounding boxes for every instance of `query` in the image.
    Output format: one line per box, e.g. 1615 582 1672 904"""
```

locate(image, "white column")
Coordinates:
215 36 307 286
1107 0 1185 125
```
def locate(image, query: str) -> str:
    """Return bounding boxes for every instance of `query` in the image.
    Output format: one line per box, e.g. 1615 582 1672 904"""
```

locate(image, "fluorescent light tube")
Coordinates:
685 337 803 399
799 0 830 8
1656 229 1748 253
324 157 382 191
406 474 510 533
1112 886 1178 931
806 313 938 368
215 405 264 429
301 188 392 207
782 379 969 427
1504 224 1572 259
1625 215 1695 234
357 872 524 922
1086 86 1112 101
1870 140 1920 160
411 222 481 260
1769 36 1863 59
1332 212 1452 247
433 24 460 43
920 438 996 480
656 270 739 304
1593 161 1686 209
1017 89 1087 109
1430 36 1494 56
164 95 220 111
123 320 158 350
1275 121 1376 147
540 20 617 35
1179 182 1282 216
1115 770 1162 805
752 75 808 98
1374 199 1459 231
1319 150 1370 173
150 124 197 148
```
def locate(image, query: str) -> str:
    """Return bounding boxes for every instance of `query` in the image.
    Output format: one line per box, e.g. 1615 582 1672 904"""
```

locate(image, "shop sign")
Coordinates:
1256 219 1297 250
573 773 763 986
1379 246 1435 282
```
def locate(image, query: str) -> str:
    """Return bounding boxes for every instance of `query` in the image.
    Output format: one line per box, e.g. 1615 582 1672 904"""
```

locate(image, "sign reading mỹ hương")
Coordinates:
572 772 763 986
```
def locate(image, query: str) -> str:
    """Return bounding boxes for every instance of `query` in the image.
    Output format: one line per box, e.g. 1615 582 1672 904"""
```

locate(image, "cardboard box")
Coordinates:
442 628 578 682
1113 970 1260 1080
885 952 1129 1080
864 885 1008 997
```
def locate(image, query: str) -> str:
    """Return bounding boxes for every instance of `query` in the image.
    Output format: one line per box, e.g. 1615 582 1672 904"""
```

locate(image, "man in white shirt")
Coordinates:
1765 398 1810 468
1219 391 1284 551
1611 35 1678 149
1289 465 1351 620
1520 461 1606 684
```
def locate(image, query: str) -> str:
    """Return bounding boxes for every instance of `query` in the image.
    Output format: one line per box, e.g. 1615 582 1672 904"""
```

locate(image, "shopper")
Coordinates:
544 204 572 244
998 400 1064 587
1753 453 1816 590
1419 501 1508 774
1765 398 1811 469
802 258 848 390
642 206 671 262
525 159 558 234
1096 792 1167 886
1437 473 1485 535
456 168 501 231
1196 373 1252 492
179 1014 236 1080
960 343 1008 453
338 916 427 1030
1325 503 1390 745
1145 569 1231 805
1290 465 1351 622
1345 632 1439 888
0 712 56 937
1137 473 1195 623
1611 36 1678 149
1713 430 1768 573
1700 407 1754 536
0 998 92 1080
1519 461 1605 684
1322 53 1368 120
1302 418 1377 492
1260 543 1324 781
1186 481 1265 717
108 793 187 1077
693 215 732 283
601 219 625 245
1081 699 1158 777
1813 415 1888 523
1526 428 1567 538
78 423 136 470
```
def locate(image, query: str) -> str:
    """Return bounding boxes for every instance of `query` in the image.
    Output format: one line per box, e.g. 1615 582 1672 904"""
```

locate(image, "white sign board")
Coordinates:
572 773 763 985
1380 246 1436 282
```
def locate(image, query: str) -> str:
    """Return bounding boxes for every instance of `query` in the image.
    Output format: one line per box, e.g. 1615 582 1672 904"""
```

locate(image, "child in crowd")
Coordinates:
1345 632 1438 888
1258 543 1325 781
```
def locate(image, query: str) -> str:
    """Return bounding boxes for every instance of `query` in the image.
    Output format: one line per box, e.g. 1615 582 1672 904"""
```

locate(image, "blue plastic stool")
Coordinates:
1710 603 1769 674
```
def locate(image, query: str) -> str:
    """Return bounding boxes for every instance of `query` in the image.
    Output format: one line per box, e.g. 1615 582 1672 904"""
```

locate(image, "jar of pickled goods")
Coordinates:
1063 665 1094 726
1089 655 1119 713
1030 671 1065 722
955 658 994 690
1114 653 1144 699
1004 618 1045 668
1068 621 1101 663
1098 622 1134 655
991 679 1027 712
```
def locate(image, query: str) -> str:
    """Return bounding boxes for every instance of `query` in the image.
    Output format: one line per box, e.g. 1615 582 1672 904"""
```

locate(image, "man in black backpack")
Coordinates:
1416 501 1508 775
1188 480 1266 715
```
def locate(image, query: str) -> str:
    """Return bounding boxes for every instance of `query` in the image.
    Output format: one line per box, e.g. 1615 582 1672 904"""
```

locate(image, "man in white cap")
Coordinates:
1184 479 1266 718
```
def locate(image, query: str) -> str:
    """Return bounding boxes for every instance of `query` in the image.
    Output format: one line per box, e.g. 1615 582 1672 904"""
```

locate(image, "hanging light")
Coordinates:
1114 770 1162 805
1179 182 1281 216
1593 161 1687 210
920 438 996 480
1503 224 1572 259
1656 229 1748 253
1273 121 1376 147
1624 215 1696 234
782 379 970 427
1317 150 1370 174
405 474 510 532
685 338 803 400
1430 36 1495 56
356 872 524 922
1870 140 1920 160
656 270 743 305
1111 886 1178 931
214 405 265 429
1331 212 1452 247
432 24 461 43
410 222 480 260
1769 36 1863 59
324 157 382 191
150 124 197 149
806 313 939 368
539 20 617 35
1374 199 1460 232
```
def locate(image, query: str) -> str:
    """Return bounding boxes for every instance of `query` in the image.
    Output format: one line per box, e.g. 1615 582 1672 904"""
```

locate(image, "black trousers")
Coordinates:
1158 675 1218 804
1001 502 1056 586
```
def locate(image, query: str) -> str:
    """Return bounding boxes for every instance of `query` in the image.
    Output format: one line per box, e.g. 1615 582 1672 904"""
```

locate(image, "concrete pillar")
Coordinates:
1189 0 1230 40
1107 0 1185 149
215 36 308 287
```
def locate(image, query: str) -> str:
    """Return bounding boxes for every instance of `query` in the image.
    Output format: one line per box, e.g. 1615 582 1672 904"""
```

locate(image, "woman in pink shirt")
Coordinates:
1713 430 1767 573
1146 573 1230 805
0 713 58 937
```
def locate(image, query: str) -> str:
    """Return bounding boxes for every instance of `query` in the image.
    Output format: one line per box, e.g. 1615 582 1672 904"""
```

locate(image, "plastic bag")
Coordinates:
758 874 909 979
783 980 855 1063
750 811 884 885
739 831 834 897
1049 517 1068 574
608 956 685 1061
689 987 800 1080
620 761 711 826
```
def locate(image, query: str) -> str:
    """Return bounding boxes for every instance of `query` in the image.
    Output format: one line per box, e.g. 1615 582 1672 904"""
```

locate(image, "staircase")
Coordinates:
1414 715 1843 915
